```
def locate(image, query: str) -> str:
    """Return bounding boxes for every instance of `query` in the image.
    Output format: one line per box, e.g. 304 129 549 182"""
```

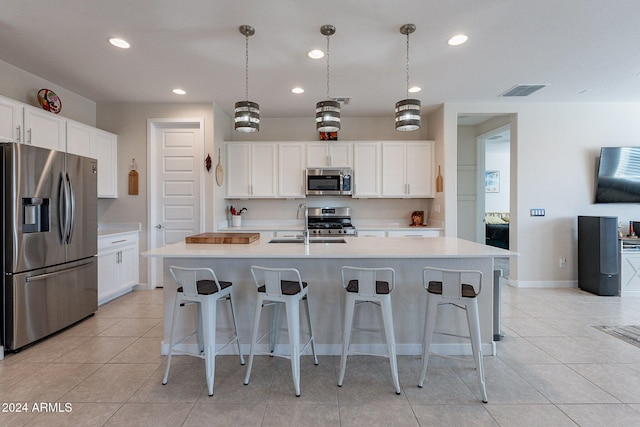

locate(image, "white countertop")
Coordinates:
142 236 516 259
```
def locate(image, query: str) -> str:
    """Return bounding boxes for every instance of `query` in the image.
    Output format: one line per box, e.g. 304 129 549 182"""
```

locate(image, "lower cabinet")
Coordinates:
620 251 640 297
98 231 139 305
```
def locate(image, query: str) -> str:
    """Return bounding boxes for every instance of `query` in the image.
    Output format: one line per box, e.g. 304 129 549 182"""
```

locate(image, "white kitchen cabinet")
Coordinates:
278 142 306 198
226 142 277 198
66 120 95 158
23 105 66 151
353 141 381 197
620 250 640 297
95 130 118 198
0 96 24 142
358 230 387 237
98 231 139 305
381 141 434 198
306 142 352 168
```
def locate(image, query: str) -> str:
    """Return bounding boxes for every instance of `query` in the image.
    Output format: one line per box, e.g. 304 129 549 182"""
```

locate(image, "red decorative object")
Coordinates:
37 89 62 114
205 153 212 171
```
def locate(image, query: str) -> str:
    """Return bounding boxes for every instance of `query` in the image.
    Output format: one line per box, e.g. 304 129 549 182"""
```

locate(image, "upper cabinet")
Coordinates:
353 141 382 198
226 142 278 198
0 95 118 198
306 142 352 168
278 142 306 198
23 106 66 151
0 96 23 142
382 141 435 198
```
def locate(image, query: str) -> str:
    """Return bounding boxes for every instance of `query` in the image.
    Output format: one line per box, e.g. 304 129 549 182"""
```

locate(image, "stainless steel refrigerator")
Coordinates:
1 142 98 352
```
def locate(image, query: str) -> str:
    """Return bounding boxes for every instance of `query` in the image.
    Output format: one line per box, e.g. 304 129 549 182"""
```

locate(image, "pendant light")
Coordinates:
234 25 259 133
316 25 340 133
395 23 421 132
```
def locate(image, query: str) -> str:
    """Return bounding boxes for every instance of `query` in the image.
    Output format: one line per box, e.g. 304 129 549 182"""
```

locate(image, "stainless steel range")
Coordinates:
307 207 357 236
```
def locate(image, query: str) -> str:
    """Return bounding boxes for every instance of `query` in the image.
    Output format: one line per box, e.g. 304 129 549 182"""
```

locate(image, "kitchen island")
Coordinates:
142 237 516 356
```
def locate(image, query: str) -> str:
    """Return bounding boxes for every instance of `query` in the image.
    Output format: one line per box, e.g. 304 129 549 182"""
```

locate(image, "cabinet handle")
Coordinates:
111 239 127 244
16 125 21 142
407 183 410 194
27 128 32 144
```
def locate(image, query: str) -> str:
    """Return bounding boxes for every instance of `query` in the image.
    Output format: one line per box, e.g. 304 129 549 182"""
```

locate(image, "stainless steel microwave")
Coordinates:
305 168 353 196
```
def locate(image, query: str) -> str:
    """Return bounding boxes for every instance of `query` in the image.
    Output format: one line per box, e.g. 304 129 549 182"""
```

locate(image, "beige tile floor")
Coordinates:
1 284 640 426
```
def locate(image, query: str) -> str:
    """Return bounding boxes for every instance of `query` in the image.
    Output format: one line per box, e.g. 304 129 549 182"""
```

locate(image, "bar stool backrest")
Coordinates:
341 266 395 297
169 266 222 298
423 267 482 299
250 266 304 297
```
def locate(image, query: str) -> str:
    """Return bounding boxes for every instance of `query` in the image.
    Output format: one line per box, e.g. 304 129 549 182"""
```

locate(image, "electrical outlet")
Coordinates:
559 257 566 269
434 204 441 214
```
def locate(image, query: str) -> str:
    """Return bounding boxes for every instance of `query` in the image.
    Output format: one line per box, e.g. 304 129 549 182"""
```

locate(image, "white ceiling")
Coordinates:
1 0 639 119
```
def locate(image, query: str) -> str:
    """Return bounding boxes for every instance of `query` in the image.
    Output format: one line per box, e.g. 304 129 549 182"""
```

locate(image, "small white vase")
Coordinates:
232 215 242 227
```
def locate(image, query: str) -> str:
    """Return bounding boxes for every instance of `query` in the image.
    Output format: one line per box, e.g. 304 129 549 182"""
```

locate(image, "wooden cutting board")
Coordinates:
185 232 260 244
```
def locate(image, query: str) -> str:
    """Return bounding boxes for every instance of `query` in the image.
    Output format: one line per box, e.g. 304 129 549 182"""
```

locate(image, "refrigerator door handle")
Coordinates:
66 172 76 244
58 172 68 244
25 261 94 282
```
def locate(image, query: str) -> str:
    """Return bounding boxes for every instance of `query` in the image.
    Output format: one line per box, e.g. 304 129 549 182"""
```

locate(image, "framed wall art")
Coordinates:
485 170 500 193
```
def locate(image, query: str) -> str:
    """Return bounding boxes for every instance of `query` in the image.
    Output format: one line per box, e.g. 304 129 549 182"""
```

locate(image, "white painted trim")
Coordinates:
508 280 578 289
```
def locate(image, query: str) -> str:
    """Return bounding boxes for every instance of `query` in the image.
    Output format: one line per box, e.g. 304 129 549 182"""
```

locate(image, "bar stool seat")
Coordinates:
162 266 244 396
338 266 401 395
244 266 318 397
420 267 488 403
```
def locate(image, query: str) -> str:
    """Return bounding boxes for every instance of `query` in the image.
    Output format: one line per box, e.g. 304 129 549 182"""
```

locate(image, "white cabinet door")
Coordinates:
406 142 434 197
306 142 352 168
226 143 252 197
118 244 139 289
23 106 66 151
620 253 640 297
98 232 139 305
66 120 95 158
0 96 23 142
97 249 119 304
353 142 381 197
279 142 306 198
251 143 277 197
381 142 407 197
95 130 118 198
227 142 278 198
381 141 434 198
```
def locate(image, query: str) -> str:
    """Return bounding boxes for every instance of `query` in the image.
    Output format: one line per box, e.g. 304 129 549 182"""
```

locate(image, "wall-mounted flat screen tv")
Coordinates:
595 146 640 203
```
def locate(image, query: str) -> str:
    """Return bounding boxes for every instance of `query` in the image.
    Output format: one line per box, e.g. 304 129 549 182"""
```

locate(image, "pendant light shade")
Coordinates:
395 24 421 132
235 25 259 133
316 25 340 132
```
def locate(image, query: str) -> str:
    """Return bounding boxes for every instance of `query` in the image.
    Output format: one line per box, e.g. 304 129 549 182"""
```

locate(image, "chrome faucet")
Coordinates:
297 203 309 245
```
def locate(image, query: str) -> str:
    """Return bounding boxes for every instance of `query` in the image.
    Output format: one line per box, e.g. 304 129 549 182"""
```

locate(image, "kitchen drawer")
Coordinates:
386 229 441 237
98 232 139 251
358 230 387 237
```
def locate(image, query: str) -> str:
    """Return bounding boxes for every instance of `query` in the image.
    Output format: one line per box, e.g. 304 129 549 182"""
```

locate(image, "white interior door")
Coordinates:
148 119 204 288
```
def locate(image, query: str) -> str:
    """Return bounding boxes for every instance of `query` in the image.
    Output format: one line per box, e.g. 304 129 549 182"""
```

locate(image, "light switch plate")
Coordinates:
530 208 545 216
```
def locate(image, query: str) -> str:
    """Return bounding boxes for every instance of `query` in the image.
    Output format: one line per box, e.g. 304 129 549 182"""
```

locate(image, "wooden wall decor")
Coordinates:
128 158 139 195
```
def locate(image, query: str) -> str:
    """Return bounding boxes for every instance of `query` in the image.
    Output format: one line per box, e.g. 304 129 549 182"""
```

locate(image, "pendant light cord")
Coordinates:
405 30 410 98
326 33 331 100
245 34 250 101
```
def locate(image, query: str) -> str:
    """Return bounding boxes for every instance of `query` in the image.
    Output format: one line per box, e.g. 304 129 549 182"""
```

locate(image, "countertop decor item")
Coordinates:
128 158 139 195
185 232 259 244
215 148 223 186
37 88 62 114
411 210 425 226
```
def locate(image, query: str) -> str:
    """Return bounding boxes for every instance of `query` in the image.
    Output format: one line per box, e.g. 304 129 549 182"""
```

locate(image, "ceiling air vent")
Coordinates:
331 96 351 105
501 84 547 97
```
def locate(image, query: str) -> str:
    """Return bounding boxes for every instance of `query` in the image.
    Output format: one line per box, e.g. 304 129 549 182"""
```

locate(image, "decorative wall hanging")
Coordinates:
215 149 224 187
128 158 139 195
205 153 212 171
37 88 62 114
436 165 444 192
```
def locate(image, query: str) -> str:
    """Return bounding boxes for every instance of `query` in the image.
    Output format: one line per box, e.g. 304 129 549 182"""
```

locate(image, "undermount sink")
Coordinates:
269 237 347 244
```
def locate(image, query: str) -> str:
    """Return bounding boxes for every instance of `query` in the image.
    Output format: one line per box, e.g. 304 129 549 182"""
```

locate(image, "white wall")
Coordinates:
0 59 96 126
444 102 640 288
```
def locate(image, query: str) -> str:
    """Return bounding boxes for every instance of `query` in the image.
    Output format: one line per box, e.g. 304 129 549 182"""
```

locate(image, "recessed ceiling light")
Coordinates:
291 87 304 94
308 49 324 59
108 37 130 49
447 34 468 46
172 89 186 95
408 86 421 93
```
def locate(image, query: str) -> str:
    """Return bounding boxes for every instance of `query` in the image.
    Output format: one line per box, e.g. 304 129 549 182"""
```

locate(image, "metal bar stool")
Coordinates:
338 266 401 395
243 266 318 397
163 266 244 396
420 267 488 403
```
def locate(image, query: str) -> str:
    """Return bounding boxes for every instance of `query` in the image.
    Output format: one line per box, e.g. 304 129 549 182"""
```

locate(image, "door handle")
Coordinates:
155 224 164 229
